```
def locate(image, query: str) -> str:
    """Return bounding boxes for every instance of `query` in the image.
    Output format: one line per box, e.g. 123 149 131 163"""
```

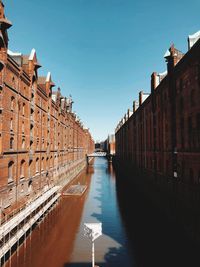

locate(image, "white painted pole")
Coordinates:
92 240 95 267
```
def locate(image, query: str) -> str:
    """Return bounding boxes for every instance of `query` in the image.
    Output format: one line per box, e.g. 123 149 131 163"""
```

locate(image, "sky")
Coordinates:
5 0 200 142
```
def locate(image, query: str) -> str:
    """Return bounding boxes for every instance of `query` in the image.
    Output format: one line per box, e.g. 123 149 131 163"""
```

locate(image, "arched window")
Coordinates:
29 160 32 178
10 137 14 149
9 188 13 200
20 160 25 178
36 140 39 150
36 158 39 173
8 161 14 183
22 137 25 149
28 180 32 193
11 96 15 111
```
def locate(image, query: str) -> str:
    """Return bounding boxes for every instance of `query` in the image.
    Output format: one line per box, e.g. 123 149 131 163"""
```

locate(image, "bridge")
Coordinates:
87 152 107 157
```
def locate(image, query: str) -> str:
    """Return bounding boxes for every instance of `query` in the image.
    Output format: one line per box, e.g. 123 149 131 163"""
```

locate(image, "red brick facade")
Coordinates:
115 36 200 185
0 2 94 212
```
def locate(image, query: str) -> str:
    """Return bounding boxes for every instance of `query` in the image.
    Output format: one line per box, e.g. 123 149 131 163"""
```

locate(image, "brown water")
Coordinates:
7 158 134 267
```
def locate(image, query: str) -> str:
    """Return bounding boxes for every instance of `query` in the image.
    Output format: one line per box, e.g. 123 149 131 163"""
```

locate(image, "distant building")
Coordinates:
107 134 115 155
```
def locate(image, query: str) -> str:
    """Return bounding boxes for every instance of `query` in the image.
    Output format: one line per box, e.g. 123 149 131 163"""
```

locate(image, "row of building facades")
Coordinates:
115 31 200 185
0 2 94 213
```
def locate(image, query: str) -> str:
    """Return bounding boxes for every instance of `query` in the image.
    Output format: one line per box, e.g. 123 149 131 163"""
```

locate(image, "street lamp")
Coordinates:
84 222 102 267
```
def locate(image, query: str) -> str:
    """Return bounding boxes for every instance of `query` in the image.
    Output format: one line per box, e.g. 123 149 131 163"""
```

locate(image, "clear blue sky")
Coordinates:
5 0 200 142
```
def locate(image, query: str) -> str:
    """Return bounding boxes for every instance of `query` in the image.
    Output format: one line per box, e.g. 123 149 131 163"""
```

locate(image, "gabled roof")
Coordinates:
28 48 41 69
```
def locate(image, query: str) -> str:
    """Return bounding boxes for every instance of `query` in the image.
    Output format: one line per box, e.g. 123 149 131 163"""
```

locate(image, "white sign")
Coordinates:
84 223 102 241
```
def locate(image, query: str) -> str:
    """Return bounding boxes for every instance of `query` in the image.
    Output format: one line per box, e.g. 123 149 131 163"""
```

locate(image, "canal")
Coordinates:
7 158 134 267
6 157 200 267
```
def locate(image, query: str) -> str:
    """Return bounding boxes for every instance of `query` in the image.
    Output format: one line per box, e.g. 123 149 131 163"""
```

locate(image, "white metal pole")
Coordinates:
92 240 95 267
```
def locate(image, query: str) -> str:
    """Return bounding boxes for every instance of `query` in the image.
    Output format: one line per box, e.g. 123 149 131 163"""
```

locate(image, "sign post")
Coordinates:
84 223 102 267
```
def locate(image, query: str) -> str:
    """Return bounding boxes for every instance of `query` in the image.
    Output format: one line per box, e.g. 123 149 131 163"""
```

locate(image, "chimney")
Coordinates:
139 91 143 106
133 100 139 112
151 72 158 93
164 44 184 73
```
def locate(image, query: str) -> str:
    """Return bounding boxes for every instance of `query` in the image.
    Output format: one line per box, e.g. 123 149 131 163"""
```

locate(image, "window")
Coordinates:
28 180 32 193
11 96 15 111
29 160 32 178
21 183 24 193
10 137 14 149
10 118 13 131
50 156 53 168
9 188 13 200
22 138 25 149
36 140 39 150
8 161 14 183
46 157 49 169
22 103 25 116
20 160 25 178
36 158 39 173
22 121 25 133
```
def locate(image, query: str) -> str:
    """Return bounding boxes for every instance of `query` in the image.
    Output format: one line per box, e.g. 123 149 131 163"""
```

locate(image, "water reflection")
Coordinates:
115 165 200 267
67 157 134 267
7 167 93 267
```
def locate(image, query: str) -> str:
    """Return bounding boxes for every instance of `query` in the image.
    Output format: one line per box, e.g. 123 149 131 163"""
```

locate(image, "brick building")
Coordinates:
115 31 200 185
0 2 94 213
106 134 116 155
